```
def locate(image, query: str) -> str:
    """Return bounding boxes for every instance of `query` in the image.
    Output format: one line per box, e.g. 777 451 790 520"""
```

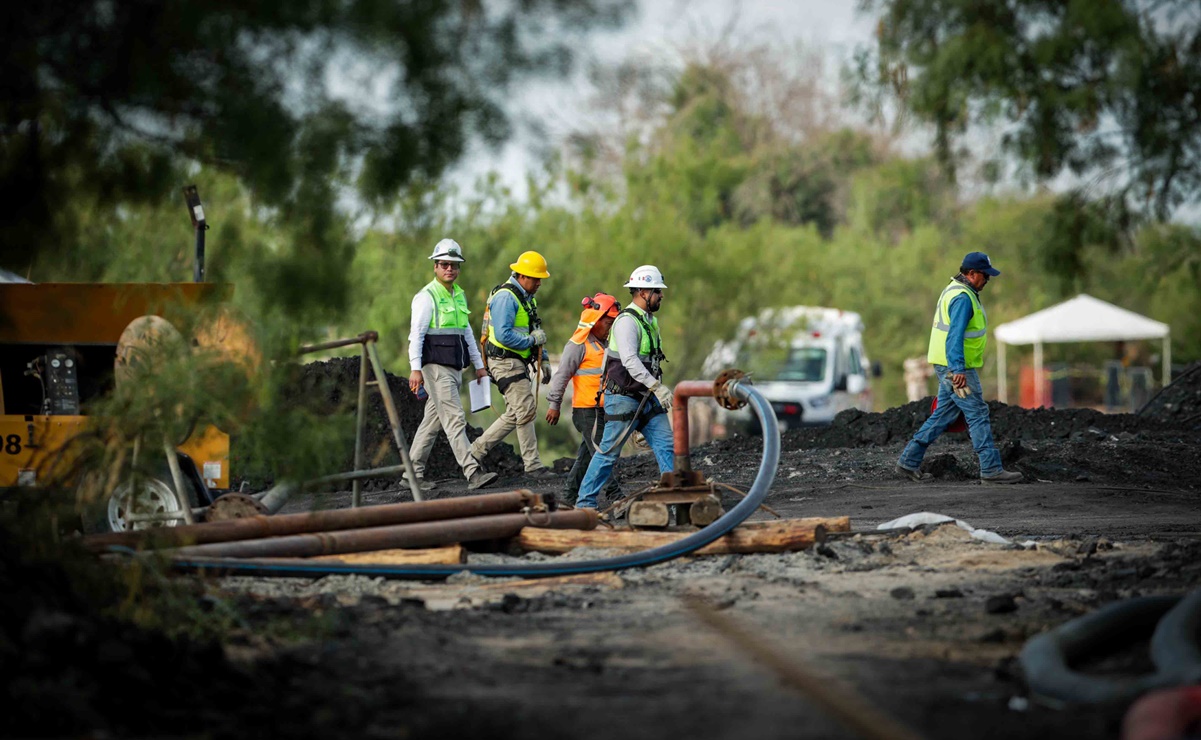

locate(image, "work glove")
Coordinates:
540 362 551 385
650 381 673 411
529 328 548 346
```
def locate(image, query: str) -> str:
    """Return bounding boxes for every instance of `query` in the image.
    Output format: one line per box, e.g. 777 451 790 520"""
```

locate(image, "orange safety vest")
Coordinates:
571 335 607 408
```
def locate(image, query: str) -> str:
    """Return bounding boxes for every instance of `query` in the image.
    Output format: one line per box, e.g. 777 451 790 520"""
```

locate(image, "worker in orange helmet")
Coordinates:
546 293 625 506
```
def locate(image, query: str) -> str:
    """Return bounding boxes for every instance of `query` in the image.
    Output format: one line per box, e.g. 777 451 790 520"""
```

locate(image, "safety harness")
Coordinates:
481 282 543 393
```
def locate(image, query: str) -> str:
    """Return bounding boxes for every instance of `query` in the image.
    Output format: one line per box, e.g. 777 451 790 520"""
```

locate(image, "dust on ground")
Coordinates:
6 361 1201 739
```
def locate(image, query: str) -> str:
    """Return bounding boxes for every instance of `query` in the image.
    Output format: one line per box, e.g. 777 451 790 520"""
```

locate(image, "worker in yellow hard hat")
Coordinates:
470 250 556 478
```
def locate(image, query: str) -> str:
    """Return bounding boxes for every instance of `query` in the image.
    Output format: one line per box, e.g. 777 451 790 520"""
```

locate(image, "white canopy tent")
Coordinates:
992 294 1171 407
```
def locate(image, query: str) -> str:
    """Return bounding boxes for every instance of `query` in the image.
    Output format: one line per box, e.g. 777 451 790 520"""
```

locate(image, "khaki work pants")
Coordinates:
409 362 481 481
470 356 546 472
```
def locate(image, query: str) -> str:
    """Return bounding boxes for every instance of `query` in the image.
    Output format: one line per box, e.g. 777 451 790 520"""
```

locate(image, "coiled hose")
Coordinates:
1019 589 1201 705
170 377 778 580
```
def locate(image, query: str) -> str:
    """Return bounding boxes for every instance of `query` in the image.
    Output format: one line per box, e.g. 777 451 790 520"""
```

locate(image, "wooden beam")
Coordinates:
514 517 850 556
308 544 465 565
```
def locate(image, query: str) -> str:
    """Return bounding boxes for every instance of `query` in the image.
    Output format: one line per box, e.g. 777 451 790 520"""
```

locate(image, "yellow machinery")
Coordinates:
0 283 233 530
0 186 242 532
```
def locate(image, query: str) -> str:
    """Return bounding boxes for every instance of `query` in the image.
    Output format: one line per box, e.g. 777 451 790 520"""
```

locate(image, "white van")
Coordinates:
702 306 879 434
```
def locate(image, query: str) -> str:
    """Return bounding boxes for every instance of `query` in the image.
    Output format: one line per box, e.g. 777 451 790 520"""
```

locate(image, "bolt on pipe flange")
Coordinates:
714 368 749 411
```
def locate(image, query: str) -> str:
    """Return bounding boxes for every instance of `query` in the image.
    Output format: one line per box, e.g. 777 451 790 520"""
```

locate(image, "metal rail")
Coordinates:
295 330 422 503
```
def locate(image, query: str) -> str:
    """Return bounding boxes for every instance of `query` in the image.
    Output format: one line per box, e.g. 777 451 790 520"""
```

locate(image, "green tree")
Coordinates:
1 0 631 299
856 0 1201 220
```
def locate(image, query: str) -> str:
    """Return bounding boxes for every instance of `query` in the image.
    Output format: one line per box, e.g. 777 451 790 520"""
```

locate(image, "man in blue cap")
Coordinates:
897 252 1023 484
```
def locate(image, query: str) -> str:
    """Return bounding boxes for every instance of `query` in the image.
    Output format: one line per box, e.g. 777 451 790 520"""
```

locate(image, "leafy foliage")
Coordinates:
856 0 1201 221
1 0 631 293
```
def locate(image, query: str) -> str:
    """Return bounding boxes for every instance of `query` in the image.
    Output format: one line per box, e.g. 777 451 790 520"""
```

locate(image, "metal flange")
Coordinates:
714 368 749 411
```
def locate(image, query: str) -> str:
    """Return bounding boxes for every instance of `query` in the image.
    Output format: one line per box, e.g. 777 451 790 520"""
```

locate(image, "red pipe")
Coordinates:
672 380 719 472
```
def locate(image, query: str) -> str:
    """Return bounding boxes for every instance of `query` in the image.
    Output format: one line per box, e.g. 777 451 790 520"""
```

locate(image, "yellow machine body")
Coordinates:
0 282 233 491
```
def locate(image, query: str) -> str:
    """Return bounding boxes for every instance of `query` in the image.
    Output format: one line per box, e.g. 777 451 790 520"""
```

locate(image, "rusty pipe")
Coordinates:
170 508 597 559
84 490 547 551
672 379 722 472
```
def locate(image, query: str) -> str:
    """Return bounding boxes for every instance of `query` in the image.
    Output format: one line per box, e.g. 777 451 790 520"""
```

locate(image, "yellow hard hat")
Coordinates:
509 251 550 279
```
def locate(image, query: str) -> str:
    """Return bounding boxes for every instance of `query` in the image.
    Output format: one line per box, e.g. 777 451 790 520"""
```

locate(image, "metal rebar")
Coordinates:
684 596 925 740
352 343 369 508
85 490 548 551
365 336 423 501
169 508 596 559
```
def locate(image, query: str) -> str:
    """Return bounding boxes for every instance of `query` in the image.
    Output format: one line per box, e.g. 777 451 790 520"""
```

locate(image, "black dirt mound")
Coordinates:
1140 362 1201 429
779 397 1190 451
289 357 523 487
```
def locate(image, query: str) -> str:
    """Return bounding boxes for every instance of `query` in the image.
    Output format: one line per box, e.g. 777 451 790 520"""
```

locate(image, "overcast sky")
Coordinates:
450 0 880 196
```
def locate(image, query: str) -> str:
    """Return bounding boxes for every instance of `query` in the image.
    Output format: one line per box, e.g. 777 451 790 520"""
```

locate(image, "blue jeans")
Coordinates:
898 366 1003 477
576 393 674 509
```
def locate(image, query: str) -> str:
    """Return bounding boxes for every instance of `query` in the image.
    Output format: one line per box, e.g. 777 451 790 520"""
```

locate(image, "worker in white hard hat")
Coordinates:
406 238 498 492
574 265 675 510
469 250 555 478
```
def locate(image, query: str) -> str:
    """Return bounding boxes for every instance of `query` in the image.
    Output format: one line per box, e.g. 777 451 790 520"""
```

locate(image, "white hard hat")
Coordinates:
623 264 667 289
429 238 465 262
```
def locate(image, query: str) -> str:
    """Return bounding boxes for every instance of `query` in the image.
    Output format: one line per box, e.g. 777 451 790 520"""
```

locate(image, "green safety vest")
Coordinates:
421 279 471 369
486 282 538 360
927 279 987 369
604 305 665 394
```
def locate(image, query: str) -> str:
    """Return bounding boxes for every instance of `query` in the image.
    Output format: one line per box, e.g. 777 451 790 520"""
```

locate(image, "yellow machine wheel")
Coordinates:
82 468 201 534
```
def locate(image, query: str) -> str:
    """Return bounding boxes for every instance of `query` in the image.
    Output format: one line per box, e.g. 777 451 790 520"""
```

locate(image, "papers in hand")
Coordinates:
470 376 492 413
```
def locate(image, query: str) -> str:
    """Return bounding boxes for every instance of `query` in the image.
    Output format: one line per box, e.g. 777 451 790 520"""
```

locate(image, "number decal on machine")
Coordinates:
4 435 21 455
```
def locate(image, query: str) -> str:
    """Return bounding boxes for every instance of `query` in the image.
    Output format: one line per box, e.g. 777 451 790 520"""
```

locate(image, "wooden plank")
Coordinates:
308 544 465 565
514 517 851 556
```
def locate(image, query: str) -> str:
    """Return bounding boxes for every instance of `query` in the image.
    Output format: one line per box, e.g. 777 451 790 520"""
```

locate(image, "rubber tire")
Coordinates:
81 456 203 534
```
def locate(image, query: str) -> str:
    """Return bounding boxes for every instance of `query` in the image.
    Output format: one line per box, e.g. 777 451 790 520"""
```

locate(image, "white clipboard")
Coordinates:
469 376 492 413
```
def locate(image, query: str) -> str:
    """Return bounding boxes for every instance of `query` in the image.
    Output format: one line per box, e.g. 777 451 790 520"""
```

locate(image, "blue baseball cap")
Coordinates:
961 252 1001 276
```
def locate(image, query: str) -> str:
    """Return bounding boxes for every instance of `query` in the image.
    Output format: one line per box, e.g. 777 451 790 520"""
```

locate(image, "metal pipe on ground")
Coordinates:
170 508 597 559
85 490 547 551
250 460 416 516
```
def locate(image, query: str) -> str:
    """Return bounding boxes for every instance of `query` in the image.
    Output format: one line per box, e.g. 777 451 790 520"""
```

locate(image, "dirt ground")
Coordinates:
210 383 1200 740
6 363 1201 739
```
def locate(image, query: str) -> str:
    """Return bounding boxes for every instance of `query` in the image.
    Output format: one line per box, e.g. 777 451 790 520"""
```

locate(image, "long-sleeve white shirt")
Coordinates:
408 290 484 372
611 312 659 390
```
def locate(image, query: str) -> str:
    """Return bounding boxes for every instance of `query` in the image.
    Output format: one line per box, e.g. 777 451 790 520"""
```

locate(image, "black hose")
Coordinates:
170 378 779 580
1151 589 1201 683
1019 595 1181 705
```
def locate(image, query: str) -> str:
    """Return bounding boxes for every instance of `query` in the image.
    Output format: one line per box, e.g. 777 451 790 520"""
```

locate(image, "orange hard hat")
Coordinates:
583 292 620 318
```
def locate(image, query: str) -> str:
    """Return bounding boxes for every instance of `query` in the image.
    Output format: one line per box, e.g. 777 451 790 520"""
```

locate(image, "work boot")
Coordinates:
525 467 558 480
981 469 1023 484
467 470 498 491
404 473 436 492
895 464 933 483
